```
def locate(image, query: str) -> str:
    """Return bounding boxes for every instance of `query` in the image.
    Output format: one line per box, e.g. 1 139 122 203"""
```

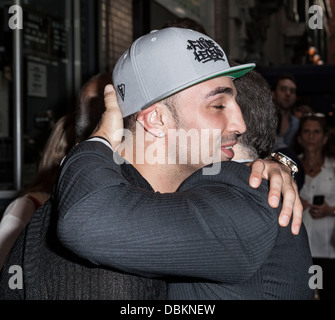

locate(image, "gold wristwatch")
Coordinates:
265 152 299 179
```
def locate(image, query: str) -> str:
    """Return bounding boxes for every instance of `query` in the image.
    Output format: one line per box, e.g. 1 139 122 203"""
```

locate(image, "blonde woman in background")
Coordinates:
0 113 76 270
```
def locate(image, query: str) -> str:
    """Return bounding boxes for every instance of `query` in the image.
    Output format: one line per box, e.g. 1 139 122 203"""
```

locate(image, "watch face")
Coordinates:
271 152 298 177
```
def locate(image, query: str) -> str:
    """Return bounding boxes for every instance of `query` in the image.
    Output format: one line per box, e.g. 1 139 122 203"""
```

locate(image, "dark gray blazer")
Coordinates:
55 140 314 300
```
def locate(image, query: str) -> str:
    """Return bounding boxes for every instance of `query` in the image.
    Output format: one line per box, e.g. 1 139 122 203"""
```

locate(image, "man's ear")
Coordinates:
137 104 165 138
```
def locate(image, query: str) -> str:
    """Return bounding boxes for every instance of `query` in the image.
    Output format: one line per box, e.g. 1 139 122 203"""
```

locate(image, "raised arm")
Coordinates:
93 85 303 235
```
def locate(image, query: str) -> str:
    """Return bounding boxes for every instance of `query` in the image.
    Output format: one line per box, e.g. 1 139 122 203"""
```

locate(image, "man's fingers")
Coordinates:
291 188 303 235
92 85 124 151
249 159 265 189
104 85 119 113
278 186 296 226
104 85 124 149
267 164 293 222
279 181 302 234
266 168 282 209
276 170 302 235
251 159 282 208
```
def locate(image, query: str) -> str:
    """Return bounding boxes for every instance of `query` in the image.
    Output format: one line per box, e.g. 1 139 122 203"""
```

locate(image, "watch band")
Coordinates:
265 152 299 179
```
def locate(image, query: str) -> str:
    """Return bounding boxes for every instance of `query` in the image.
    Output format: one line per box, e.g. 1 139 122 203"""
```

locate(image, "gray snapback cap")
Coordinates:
113 27 255 118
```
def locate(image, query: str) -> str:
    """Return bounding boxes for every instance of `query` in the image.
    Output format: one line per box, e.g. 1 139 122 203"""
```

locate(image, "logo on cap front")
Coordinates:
117 84 126 101
187 37 225 63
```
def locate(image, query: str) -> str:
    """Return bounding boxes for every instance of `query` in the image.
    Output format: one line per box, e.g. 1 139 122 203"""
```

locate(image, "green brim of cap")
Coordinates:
198 63 256 84
221 63 256 79
175 63 256 94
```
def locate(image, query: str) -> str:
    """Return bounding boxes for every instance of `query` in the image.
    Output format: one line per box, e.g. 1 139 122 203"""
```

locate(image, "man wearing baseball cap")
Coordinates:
55 28 310 299
113 28 254 118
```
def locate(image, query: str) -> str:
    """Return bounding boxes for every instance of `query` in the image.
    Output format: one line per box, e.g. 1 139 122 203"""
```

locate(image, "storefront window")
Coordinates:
0 0 74 212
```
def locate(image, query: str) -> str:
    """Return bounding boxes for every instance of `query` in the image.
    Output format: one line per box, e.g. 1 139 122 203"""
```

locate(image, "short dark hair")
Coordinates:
233 65 278 158
123 112 138 132
272 74 297 91
76 72 112 142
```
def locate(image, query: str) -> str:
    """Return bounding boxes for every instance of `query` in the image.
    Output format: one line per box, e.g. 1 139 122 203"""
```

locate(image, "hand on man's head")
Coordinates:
91 85 124 151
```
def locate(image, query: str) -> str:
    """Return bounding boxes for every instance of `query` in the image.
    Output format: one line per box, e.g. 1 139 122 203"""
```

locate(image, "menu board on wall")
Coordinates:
50 20 67 58
27 62 47 98
23 10 67 60
23 12 49 55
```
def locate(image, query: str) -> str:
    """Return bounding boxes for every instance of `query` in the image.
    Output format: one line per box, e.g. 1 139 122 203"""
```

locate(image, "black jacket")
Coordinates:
55 140 314 300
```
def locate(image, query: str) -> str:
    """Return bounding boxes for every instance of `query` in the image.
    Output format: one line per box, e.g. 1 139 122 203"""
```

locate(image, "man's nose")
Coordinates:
227 103 246 135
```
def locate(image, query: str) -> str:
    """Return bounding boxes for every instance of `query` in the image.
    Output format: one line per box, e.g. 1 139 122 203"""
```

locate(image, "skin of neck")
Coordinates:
121 128 195 193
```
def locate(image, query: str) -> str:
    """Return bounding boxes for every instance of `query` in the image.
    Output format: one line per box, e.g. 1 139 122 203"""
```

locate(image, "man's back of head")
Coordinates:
233 67 278 160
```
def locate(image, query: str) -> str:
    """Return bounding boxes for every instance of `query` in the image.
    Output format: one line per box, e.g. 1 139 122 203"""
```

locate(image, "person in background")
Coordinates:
0 113 76 270
272 74 299 148
293 113 335 300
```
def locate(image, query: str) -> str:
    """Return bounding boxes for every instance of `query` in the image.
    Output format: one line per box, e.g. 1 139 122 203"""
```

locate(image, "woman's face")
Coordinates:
298 119 328 153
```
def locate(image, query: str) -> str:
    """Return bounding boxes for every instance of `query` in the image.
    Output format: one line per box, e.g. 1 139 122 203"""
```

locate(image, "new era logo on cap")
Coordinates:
117 84 126 101
113 27 255 118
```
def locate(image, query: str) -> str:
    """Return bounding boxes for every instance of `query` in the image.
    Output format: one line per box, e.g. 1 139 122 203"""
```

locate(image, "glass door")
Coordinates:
0 0 77 213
